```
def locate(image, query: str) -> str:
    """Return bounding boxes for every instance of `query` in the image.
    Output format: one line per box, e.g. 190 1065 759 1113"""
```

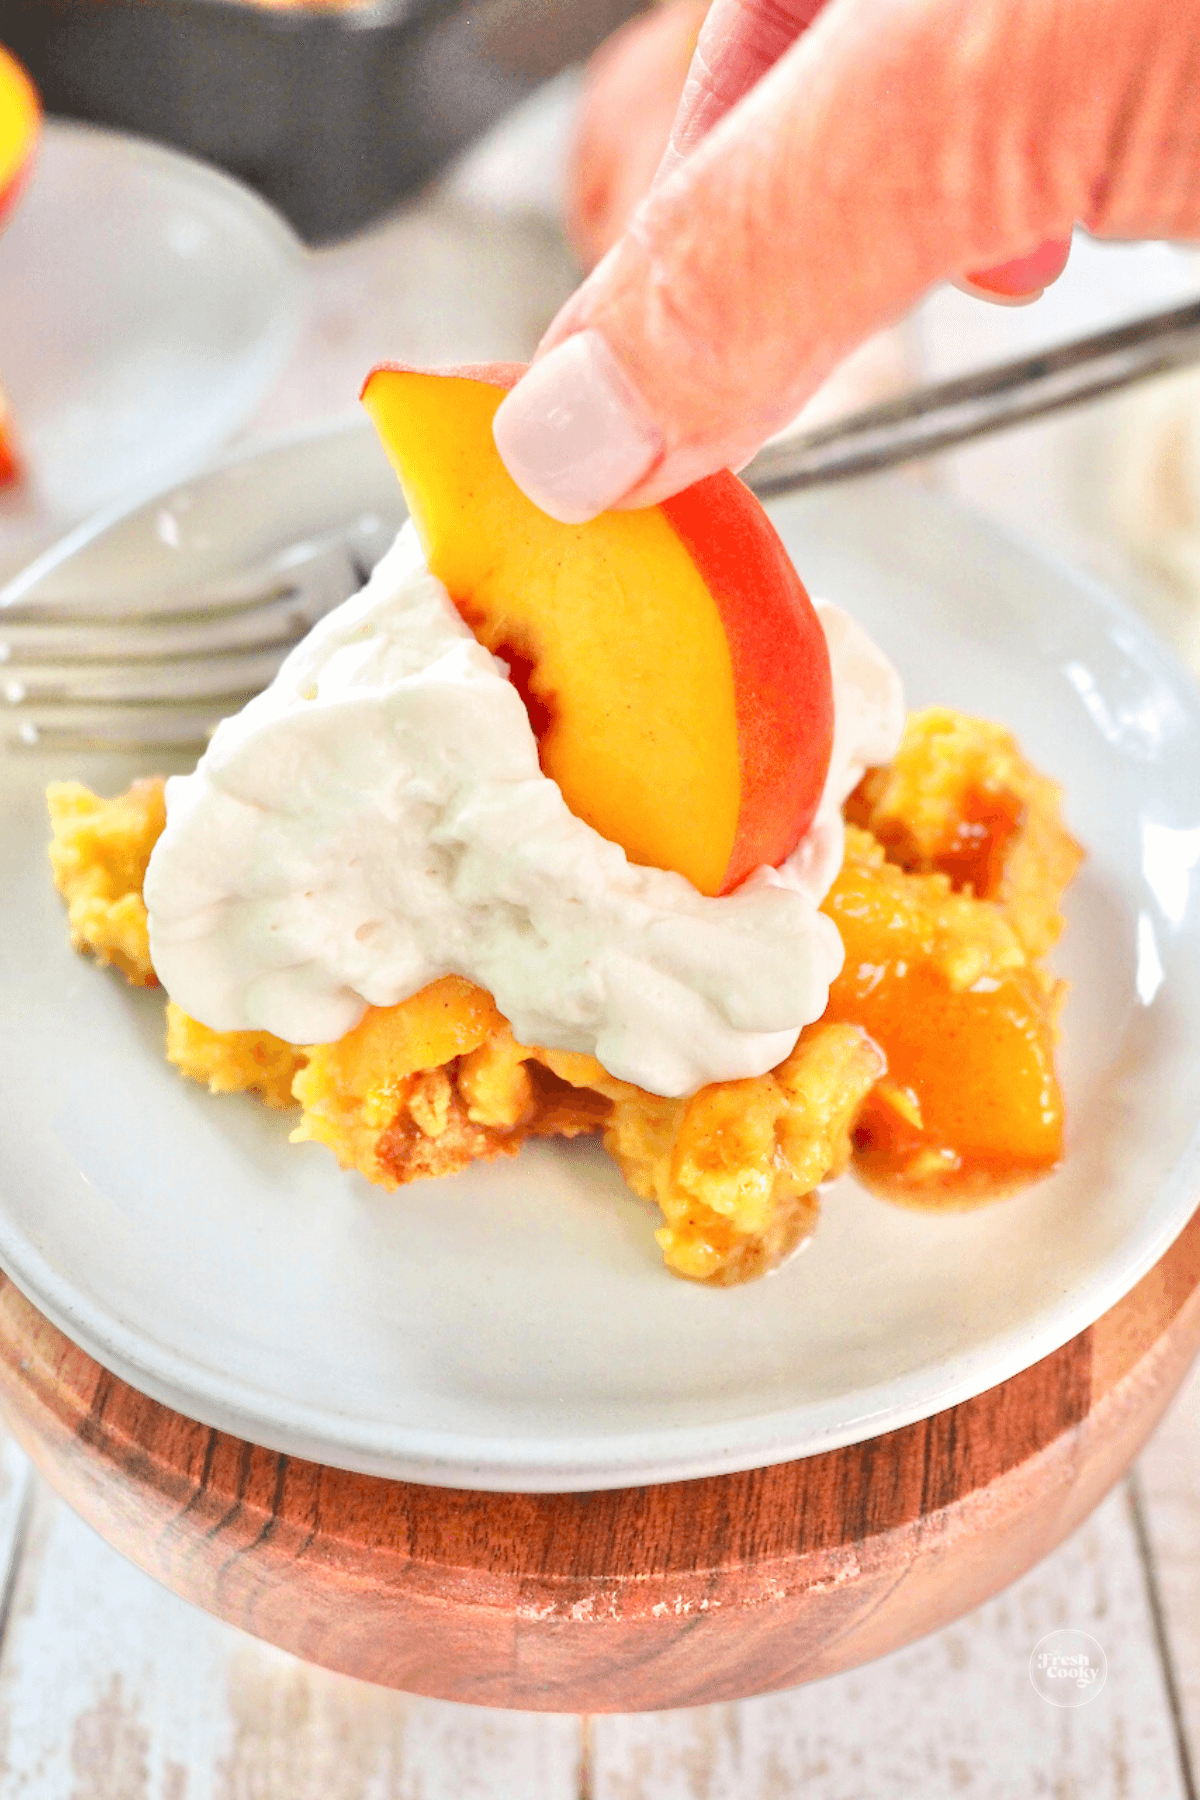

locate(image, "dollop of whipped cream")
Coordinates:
144 524 903 1097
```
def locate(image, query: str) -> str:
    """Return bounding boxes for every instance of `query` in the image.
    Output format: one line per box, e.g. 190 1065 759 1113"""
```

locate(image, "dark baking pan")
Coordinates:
1 0 647 243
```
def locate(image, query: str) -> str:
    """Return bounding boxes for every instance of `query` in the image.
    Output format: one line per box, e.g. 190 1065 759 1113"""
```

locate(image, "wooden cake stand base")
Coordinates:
0 1212 1198 1714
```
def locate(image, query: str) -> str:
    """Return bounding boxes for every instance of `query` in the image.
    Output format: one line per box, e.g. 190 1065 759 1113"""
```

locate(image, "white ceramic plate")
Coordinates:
0 122 305 582
3 419 1200 1492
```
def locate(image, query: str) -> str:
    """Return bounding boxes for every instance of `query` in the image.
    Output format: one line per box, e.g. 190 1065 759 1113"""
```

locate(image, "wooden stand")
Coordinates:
0 1212 1197 1714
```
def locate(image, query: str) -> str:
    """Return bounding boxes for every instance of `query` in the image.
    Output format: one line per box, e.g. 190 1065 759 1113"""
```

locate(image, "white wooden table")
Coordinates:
11 83 1200 1797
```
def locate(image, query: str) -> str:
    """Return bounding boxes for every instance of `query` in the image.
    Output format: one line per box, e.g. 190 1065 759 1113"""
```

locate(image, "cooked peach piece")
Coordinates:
823 827 1065 1200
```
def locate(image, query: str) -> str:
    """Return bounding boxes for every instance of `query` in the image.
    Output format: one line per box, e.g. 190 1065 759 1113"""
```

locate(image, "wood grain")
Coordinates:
588 1483 1194 1800
0 1472 585 1800
0 1209 1197 1714
2 1478 1188 1800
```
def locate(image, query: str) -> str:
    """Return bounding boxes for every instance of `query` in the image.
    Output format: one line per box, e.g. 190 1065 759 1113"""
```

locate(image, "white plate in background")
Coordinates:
0 122 306 583
1 419 1199 1492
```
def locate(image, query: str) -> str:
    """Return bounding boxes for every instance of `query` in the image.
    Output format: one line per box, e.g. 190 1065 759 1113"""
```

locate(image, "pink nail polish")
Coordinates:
960 236 1073 302
493 332 664 524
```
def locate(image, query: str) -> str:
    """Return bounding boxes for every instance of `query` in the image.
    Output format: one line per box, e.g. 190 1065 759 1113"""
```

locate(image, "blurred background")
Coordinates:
2 0 1200 670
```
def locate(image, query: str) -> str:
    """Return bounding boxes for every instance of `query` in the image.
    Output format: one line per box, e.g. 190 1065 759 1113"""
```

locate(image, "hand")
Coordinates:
567 0 710 273
494 0 1200 522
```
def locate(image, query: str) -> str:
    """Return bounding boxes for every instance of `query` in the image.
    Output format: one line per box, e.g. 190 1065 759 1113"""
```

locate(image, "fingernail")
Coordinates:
493 331 664 524
954 275 1046 308
960 236 1072 301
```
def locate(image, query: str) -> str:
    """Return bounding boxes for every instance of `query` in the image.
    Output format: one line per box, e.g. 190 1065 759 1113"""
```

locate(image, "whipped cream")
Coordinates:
145 524 903 1097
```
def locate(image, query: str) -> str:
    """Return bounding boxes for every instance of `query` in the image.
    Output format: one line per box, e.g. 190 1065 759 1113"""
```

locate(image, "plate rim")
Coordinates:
5 416 1200 1493
36 116 308 272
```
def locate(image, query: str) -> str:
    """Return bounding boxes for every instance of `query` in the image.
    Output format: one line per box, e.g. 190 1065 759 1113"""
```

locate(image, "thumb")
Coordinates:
495 0 1200 522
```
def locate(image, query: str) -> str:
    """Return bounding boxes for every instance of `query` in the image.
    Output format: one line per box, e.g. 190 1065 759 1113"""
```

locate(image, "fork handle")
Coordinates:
742 297 1200 497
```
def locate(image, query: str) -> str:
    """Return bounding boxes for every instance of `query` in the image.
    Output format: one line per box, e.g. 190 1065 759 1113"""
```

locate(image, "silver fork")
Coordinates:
6 297 1200 755
0 514 390 752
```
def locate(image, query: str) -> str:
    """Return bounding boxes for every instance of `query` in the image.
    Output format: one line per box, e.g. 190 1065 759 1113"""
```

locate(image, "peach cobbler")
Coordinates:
49 707 1080 1285
47 365 1082 1284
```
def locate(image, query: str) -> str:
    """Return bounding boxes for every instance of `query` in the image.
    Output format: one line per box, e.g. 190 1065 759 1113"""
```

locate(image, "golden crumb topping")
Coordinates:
600 1021 883 1283
165 1004 306 1112
847 707 1083 959
47 778 166 984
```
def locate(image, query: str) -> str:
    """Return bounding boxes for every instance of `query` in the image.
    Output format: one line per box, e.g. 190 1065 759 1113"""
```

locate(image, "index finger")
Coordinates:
662 0 830 175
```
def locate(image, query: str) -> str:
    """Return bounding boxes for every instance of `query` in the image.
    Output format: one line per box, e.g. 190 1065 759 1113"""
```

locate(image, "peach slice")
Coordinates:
361 363 833 897
0 424 18 491
0 46 39 228
0 382 21 490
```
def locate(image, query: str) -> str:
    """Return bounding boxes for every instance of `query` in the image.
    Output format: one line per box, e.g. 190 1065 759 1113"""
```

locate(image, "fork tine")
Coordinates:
0 591 326 663
2 646 290 706
0 514 389 753
0 528 369 626
0 704 235 754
